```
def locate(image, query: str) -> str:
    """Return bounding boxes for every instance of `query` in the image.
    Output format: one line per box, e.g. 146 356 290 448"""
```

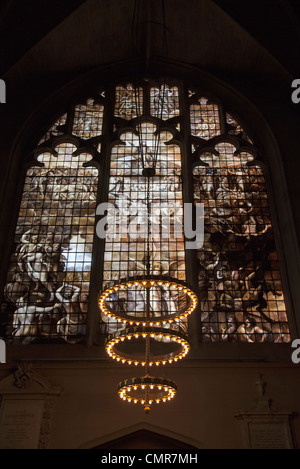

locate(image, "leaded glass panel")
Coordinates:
3 143 98 344
190 97 221 140
193 142 290 342
39 113 67 144
0 79 291 347
102 121 186 335
114 84 143 120
72 98 104 139
150 85 180 120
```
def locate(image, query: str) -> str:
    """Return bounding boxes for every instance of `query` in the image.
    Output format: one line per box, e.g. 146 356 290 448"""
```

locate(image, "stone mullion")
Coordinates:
86 86 114 347
180 81 202 348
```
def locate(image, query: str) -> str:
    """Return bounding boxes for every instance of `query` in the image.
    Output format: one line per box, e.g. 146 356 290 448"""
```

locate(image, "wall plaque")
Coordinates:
235 374 296 449
0 363 62 449
249 421 291 449
0 400 43 449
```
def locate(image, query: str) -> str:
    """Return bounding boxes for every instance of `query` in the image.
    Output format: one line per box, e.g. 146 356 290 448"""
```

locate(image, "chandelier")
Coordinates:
98 78 198 412
98 2 198 412
99 274 197 412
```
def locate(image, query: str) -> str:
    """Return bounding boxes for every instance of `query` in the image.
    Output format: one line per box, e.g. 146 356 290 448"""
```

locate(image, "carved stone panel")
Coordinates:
0 364 62 449
235 374 296 449
0 399 44 449
235 412 295 449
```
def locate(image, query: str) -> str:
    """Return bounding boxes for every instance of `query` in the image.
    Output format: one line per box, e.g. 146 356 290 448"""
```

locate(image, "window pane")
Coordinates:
226 112 253 143
114 84 143 120
72 98 104 139
193 142 290 343
102 122 186 335
2 143 98 344
150 85 180 120
38 113 67 144
190 97 221 140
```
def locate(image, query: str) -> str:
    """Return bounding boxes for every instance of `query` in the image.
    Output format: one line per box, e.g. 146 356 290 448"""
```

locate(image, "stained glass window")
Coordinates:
193 142 290 342
0 79 291 347
150 85 180 120
72 98 104 139
114 84 143 120
190 97 221 140
226 112 253 143
3 143 98 344
102 117 186 335
39 113 67 144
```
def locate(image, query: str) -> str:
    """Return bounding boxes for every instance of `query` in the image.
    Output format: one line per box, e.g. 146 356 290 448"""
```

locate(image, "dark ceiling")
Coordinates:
0 0 87 75
1 0 300 81
213 0 300 78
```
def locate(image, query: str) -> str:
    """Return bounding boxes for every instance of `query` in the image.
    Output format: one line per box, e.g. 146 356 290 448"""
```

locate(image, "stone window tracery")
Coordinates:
0 80 291 345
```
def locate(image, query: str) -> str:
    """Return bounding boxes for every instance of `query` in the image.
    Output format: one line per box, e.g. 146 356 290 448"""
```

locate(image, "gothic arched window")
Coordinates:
0 80 291 346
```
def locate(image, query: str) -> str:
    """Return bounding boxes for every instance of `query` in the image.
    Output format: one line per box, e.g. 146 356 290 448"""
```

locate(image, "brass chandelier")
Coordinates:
99 274 197 412
98 0 198 414
98 73 198 412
